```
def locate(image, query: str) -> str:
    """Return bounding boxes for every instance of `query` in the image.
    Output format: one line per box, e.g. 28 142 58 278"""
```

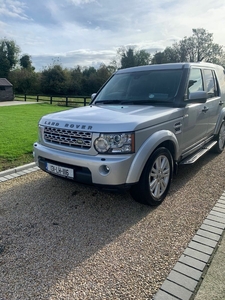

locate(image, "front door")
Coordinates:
203 69 223 135
181 68 210 153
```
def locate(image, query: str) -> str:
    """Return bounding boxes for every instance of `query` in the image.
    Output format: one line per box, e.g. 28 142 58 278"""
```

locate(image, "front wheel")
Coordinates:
213 121 225 154
130 147 173 206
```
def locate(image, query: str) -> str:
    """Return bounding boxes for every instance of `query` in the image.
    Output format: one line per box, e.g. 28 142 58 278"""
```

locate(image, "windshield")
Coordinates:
94 69 183 104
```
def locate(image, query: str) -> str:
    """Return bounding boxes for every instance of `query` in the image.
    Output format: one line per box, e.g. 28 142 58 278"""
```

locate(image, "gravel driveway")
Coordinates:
1 151 225 300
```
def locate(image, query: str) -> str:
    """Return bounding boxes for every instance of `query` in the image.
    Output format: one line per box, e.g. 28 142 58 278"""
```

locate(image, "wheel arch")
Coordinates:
126 130 179 184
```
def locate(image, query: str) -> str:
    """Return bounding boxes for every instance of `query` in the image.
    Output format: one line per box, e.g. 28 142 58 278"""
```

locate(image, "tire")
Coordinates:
213 121 225 154
130 147 173 206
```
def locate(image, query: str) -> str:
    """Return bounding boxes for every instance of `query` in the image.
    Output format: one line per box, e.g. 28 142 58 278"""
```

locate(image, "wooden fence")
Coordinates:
14 94 91 107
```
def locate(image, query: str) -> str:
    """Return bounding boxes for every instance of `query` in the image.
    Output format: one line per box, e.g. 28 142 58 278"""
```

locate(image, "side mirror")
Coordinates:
187 91 208 103
91 93 97 101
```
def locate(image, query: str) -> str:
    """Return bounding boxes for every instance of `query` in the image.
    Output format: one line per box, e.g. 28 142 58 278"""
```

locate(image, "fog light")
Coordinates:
99 165 110 175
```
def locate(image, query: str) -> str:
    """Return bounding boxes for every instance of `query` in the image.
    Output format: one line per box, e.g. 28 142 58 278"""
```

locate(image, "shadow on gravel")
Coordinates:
0 151 225 299
170 151 220 191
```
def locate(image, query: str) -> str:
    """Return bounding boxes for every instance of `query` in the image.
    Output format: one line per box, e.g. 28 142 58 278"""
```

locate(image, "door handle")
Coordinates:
202 106 209 113
219 101 224 106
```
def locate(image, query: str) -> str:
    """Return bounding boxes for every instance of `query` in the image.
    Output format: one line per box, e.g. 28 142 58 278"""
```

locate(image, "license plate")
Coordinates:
46 163 74 179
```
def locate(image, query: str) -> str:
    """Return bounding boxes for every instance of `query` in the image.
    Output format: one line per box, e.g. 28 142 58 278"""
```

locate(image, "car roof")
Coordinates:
116 62 224 74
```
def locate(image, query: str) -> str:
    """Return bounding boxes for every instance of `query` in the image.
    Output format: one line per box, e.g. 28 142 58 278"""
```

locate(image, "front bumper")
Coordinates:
33 142 136 186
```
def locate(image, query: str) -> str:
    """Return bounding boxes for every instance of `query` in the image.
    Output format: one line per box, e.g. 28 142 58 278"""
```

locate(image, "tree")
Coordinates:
135 49 152 66
0 39 20 77
152 28 225 65
120 48 136 68
152 47 180 64
40 65 68 94
189 28 223 62
79 65 110 95
117 47 151 69
82 66 96 78
20 54 35 70
96 64 114 82
66 66 83 95
9 68 40 94
219 53 225 68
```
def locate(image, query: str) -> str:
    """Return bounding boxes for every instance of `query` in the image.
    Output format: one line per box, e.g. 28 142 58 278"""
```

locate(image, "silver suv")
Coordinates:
33 62 225 206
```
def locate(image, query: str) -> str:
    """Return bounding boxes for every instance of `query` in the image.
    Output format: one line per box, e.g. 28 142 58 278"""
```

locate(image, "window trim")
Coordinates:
202 69 220 98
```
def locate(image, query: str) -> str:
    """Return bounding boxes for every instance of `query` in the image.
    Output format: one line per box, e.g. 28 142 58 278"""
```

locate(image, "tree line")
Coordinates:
1 28 224 96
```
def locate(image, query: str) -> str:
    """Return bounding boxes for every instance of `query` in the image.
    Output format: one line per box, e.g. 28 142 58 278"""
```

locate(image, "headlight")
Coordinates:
94 132 135 154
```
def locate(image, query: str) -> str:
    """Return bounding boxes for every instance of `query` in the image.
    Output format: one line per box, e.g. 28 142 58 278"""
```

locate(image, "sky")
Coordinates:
1 0 225 71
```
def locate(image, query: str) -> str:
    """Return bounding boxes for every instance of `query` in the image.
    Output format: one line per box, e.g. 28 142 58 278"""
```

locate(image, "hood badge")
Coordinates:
44 120 93 130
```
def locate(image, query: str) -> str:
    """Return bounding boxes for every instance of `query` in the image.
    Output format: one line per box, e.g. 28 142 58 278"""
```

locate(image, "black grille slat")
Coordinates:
43 127 92 149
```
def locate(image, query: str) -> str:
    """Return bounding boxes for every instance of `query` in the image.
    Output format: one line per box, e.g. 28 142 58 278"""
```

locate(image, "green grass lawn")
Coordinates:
0 103 71 171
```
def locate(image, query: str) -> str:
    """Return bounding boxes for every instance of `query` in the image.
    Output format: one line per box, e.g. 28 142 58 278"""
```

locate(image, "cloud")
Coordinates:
0 0 30 20
1 0 225 71
31 48 117 71
67 0 97 5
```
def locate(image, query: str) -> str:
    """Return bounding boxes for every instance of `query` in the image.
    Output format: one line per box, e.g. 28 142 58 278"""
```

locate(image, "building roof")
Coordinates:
0 78 13 86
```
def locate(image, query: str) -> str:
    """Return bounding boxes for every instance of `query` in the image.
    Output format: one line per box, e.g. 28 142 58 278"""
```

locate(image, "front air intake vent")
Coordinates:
43 127 92 149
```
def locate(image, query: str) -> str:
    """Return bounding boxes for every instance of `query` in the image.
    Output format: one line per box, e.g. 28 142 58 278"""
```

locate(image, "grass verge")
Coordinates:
0 103 71 172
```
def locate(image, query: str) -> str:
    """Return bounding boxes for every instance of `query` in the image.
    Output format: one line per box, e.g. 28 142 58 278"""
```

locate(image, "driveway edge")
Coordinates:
0 162 39 182
153 193 225 300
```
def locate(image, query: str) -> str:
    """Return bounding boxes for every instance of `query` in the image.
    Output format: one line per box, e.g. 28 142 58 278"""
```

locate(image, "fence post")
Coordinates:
24 94 27 102
50 96 52 104
66 97 68 106
37 95 39 102
84 97 87 106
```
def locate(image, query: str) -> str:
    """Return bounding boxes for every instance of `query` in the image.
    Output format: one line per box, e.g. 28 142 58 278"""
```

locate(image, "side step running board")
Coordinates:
180 141 217 164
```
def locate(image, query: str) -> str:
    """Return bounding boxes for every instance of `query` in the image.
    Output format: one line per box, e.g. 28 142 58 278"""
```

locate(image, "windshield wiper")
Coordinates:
121 100 152 104
95 99 170 105
120 100 170 105
94 100 123 105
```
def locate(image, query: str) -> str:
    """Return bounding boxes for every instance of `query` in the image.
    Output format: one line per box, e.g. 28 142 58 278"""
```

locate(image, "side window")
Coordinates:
203 69 219 98
188 69 203 94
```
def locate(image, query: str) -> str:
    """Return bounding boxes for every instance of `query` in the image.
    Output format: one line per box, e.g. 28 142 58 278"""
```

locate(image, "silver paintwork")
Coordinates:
33 143 135 185
33 62 225 187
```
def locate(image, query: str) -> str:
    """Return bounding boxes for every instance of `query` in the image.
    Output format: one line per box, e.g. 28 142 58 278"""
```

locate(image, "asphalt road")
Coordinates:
1 150 225 299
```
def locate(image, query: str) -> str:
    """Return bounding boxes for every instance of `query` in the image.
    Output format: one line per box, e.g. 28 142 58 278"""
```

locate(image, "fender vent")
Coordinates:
174 122 182 134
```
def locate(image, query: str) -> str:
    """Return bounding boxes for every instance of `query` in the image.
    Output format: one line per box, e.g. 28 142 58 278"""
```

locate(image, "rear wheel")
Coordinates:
130 147 173 206
213 121 225 154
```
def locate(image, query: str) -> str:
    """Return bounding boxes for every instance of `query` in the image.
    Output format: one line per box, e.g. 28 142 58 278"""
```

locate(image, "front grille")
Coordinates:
43 126 93 149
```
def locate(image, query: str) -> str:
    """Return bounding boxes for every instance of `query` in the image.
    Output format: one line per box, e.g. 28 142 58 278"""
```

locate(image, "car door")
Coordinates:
202 69 223 135
181 68 210 153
